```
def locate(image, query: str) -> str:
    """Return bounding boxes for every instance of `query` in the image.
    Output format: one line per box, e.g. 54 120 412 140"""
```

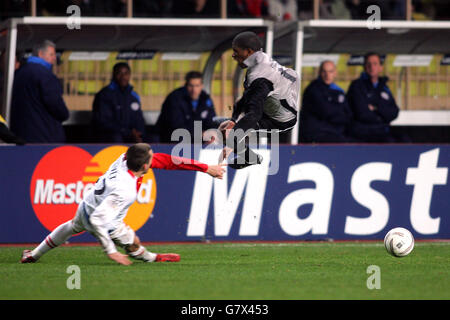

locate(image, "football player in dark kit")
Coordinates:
218 31 300 169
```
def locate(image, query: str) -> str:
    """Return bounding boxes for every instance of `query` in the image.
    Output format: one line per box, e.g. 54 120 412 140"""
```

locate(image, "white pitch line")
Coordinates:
217 242 450 248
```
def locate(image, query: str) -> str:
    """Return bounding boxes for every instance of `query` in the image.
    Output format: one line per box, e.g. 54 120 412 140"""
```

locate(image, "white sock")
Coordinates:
31 221 76 259
128 246 157 262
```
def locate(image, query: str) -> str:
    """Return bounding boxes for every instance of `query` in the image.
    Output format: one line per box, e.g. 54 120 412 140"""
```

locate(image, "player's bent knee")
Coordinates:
125 235 142 253
125 243 139 253
133 235 141 246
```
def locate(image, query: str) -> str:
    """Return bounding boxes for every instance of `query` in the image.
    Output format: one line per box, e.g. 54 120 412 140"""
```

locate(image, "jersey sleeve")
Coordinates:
150 153 208 172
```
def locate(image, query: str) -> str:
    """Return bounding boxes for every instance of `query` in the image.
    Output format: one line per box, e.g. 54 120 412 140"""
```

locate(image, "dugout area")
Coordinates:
1 18 450 144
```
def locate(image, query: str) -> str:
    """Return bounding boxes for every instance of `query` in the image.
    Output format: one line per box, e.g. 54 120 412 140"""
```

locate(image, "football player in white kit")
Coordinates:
21 143 226 266
218 31 300 169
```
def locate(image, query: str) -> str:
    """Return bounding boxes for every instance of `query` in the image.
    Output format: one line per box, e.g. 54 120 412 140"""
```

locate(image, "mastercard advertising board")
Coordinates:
0 144 193 243
29 145 156 232
0 144 449 243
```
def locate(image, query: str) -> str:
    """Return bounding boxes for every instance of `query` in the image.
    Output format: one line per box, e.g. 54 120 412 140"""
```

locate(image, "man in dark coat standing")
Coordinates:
10 40 69 143
155 71 217 143
347 53 403 142
92 62 146 143
299 60 356 143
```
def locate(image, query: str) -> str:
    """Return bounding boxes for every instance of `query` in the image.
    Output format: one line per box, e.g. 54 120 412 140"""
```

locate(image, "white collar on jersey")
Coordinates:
243 50 268 68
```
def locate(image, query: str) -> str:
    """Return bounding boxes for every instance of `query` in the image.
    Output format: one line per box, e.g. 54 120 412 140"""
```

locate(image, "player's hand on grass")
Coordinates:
108 252 132 266
206 163 227 179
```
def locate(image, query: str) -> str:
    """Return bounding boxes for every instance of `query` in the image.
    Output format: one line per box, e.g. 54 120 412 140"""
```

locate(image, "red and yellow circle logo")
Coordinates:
30 146 156 232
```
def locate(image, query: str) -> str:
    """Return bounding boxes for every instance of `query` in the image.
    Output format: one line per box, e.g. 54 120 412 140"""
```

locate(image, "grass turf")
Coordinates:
0 242 449 300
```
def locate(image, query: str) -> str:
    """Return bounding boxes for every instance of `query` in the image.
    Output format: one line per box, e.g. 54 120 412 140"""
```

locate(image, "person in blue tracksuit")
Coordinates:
347 52 406 143
92 62 146 143
299 60 356 143
155 71 217 143
10 40 69 143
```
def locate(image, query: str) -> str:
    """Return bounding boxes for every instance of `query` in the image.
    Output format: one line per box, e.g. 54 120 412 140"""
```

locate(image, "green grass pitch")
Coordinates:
1 242 449 300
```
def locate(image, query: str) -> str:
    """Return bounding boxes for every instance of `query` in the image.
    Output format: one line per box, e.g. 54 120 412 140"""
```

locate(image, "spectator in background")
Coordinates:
411 0 435 20
92 62 146 143
347 52 407 143
10 40 69 143
155 71 217 143
268 0 298 21
433 0 450 20
390 0 407 20
320 0 351 19
39 0 123 17
0 0 30 22
346 0 393 20
133 0 173 17
299 60 356 143
297 0 314 19
172 0 219 17
72 0 124 16
229 0 269 18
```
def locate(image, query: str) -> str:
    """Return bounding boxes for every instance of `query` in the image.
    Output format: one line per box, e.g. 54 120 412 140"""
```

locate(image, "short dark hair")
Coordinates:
113 62 131 77
364 52 383 65
232 31 263 52
126 143 151 171
185 71 203 83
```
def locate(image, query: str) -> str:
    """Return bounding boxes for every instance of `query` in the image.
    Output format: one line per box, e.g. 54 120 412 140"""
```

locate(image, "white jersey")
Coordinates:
243 51 300 123
74 152 208 254
81 153 140 254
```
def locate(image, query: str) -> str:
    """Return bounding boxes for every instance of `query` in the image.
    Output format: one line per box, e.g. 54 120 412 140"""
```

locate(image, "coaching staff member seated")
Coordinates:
10 40 69 143
155 71 217 143
347 52 404 143
299 60 356 143
92 62 146 143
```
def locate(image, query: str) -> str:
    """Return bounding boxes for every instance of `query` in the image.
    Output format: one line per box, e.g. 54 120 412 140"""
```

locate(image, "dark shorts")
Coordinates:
255 114 297 133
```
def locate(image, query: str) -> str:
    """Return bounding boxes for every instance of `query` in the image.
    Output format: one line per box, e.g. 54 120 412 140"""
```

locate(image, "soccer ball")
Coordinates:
384 227 415 257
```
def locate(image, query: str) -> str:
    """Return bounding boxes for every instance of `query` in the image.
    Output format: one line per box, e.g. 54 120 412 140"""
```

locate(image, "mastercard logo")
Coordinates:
30 146 157 232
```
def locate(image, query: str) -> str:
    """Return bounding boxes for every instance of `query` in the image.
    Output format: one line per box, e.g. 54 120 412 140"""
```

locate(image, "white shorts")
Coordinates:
72 202 135 249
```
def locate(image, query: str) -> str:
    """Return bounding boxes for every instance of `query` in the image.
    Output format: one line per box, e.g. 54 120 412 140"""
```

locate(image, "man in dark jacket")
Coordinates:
347 52 401 142
299 60 356 143
10 40 69 143
92 62 146 143
155 71 217 143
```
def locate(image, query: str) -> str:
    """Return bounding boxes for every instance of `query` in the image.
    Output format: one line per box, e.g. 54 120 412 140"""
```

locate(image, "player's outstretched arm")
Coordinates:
151 153 226 179
206 163 227 179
